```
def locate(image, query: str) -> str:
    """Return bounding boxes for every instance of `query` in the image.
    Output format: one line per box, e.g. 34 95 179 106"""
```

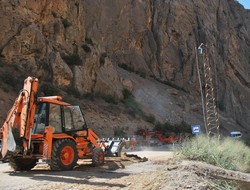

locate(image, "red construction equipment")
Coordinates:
136 129 179 145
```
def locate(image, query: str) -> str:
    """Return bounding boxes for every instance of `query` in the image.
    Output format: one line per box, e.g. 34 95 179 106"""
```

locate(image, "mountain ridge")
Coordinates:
0 0 249 139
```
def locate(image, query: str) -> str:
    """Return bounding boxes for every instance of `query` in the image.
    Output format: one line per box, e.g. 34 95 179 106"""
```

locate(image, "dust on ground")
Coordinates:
0 146 249 190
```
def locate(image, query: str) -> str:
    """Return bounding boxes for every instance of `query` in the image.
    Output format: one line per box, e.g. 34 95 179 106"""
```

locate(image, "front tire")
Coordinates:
9 157 37 171
50 139 78 171
92 148 104 166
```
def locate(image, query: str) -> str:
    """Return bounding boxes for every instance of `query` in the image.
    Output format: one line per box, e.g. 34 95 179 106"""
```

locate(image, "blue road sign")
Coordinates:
191 125 201 135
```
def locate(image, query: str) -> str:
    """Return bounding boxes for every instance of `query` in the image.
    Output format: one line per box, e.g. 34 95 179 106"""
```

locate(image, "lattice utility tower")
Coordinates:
196 43 220 138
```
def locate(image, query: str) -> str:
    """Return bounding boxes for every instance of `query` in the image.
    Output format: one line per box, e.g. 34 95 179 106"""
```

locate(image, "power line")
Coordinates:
196 43 220 138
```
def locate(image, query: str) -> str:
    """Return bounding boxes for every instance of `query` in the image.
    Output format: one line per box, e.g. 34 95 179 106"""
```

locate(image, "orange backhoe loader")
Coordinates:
0 77 119 171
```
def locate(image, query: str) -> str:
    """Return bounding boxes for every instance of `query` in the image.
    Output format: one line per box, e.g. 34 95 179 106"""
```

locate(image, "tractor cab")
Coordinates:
33 96 88 136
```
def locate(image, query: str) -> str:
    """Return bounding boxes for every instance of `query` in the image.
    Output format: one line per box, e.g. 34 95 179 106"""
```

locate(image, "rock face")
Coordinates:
0 0 249 135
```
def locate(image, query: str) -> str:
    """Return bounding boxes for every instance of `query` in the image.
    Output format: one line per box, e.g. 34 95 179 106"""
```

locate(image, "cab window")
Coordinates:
64 106 86 131
33 103 47 134
49 104 62 133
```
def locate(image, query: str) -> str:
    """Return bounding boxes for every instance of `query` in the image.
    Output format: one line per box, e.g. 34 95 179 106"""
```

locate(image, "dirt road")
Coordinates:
0 146 250 190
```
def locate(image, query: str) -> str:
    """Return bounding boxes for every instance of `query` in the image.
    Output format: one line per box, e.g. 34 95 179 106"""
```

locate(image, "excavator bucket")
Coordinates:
0 95 23 159
1 125 16 159
0 77 38 159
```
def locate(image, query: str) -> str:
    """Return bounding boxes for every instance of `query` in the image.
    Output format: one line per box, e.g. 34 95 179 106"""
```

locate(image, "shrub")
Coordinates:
122 89 133 99
154 77 188 93
218 100 226 111
154 120 190 133
114 127 127 137
62 54 82 65
85 38 93 45
154 121 173 132
95 93 118 104
51 11 57 18
83 92 95 101
181 121 191 132
62 18 71 28
81 44 91 53
0 58 4 67
0 70 26 91
100 52 107 65
123 97 143 117
62 96 77 105
135 70 146 78
0 71 18 86
54 23 60 34
118 63 146 78
143 114 156 124
39 83 60 96
65 85 82 98
118 63 134 72
103 94 118 104
179 136 250 172
122 89 153 121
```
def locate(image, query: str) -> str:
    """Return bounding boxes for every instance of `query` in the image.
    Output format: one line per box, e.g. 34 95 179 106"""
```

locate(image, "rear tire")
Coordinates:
92 148 104 166
9 157 37 171
50 139 78 171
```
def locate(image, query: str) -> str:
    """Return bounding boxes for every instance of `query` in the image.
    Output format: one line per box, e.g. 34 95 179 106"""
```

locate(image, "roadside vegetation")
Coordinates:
179 135 250 173
154 120 190 133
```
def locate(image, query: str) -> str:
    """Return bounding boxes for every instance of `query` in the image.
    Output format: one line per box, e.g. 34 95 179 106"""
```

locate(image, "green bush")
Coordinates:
85 38 93 45
103 95 118 104
154 77 188 93
81 44 91 53
0 71 26 92
65 85 82 98
118 63 134 72
0 58 4 67
114 127 127 137
155 122 176 132
62 54 82 66
62 18 71 28
100 52 107 65
135 70 146 78
123 97 143 117
62 96 77 105
122 89 154 122
180 121 190 132
218 100 226 111
118 63 146 78
179 136 250 172
143 114 156 124
154 120 190 133
95 93 118 104
122 89 133 99
83 92 95 101
51 11 57 18
0 71 18 86
54 23 60 33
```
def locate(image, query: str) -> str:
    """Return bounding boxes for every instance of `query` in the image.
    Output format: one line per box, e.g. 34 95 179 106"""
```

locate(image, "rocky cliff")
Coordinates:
0 0 249 138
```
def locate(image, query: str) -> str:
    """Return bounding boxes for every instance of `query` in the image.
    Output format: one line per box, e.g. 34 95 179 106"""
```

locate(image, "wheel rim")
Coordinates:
60 146 74 165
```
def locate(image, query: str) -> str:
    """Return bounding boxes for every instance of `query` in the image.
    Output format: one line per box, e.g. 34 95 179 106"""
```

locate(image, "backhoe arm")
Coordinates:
0 77 38 159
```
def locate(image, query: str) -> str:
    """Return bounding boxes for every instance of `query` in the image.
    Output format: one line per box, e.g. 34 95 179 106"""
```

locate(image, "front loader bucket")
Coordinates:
99 138 128 157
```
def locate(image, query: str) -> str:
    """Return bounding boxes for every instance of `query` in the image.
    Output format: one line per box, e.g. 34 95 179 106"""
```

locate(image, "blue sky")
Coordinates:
237 0 250 9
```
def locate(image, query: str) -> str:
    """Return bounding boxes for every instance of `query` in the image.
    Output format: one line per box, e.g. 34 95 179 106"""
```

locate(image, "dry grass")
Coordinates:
179 135 250 173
